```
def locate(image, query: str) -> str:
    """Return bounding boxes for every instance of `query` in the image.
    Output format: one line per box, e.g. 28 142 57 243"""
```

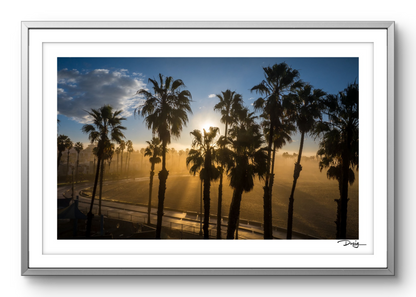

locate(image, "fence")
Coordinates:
77 203 225 238
75 200 295 239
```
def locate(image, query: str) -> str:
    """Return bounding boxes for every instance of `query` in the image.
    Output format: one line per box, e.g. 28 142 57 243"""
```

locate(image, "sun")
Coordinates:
201 121 216 132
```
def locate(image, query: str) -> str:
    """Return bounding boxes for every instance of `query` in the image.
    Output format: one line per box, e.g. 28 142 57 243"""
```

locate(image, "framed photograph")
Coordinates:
21 21 394 275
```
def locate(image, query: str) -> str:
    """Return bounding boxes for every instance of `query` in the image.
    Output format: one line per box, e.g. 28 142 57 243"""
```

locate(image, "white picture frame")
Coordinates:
21 21 394 275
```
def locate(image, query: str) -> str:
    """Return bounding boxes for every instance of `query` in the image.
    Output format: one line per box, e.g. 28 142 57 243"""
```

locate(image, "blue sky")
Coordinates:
57 57 358 155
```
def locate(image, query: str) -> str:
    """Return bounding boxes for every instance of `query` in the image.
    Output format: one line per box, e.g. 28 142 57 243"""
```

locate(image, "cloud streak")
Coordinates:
58 68 146 123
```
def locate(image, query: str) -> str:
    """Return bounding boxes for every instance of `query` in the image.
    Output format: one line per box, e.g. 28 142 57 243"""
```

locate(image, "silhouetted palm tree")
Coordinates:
119 140 126 177
82 105 126 237
95 142 115 215
126 140 133 177
213 89 244 239
57 135 71 174
144 137 162 224
262 118 295 200
106 145 115 180
284 84 326 239
223 109 268 239
65 140 73 179
186 127 221 239
74 142 83 183
115 147 120 176
315 82 358 239
135 74 192 239
251 62 302 239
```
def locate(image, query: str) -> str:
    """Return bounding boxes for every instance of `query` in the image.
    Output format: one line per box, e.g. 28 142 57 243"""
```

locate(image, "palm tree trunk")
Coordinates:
203 176 211 239
156 142 168 239
269 142 277 197
338 131 351 239
203 152 212 239
116 154 119 175
120 152 123 177
216 122 228 239
76 153 80 184
263 122 274 239
86 156 101 237
148 162 155 224
226 188 243 239
216 172 223 239
286 131 305 239
98 159 105 216
66 150 70 178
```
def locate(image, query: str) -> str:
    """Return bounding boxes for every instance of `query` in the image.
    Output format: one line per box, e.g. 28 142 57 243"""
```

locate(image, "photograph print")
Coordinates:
57 57 359 241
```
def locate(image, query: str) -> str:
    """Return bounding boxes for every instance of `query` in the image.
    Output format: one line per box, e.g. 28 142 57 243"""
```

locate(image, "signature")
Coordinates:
337 240 367 248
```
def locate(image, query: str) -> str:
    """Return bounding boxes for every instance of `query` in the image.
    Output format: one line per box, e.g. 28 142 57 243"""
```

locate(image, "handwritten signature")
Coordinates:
337 240 367 248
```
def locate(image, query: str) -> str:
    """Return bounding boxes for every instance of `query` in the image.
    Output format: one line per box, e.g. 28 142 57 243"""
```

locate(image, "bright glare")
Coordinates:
201 121 216 132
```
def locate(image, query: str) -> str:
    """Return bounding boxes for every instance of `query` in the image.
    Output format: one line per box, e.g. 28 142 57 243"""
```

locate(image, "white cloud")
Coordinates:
58 68 146 124
208 94 216 98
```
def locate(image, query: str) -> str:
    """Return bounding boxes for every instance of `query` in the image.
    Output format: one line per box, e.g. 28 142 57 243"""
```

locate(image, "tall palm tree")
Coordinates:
223 109 268 239
119 140 126 177
107 143 115 175
251 62 302 239
57 135 71 174
135 74 192 239
178 150 185 170
186 127 220 239
170 148 177 168
213 89 244 239
140 148 145 169
115 147 121 176
315 82 358 239
74 142 83 183
82 105 126 237
126 140 133 177
65 140 73 179
144 137 162 224
284 84 326 239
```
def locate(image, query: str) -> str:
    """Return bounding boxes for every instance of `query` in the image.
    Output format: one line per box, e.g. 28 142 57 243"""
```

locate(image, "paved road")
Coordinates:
58 180 311 239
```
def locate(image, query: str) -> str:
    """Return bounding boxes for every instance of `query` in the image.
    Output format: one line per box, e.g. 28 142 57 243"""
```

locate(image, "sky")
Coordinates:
57 57 358 156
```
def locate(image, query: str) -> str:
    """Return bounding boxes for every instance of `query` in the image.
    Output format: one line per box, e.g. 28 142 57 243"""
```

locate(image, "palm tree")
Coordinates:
119 140 126 177
126 140 133 177
214 90 244 138
144 137 162 224
170 148 177 168
186 127 220 239
284 84 326 239
264 120 295 202
94 142 115 216
213 89 244 239
57 135 71 174
82 105 126 237
223 109 268 239
140 148 145 170
251 62 302 239
74 142 83 183
178 150 185 170
135 74 192 239
115 147 121 176
107 144 115 175
315 82 358 239
65 140 73 179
